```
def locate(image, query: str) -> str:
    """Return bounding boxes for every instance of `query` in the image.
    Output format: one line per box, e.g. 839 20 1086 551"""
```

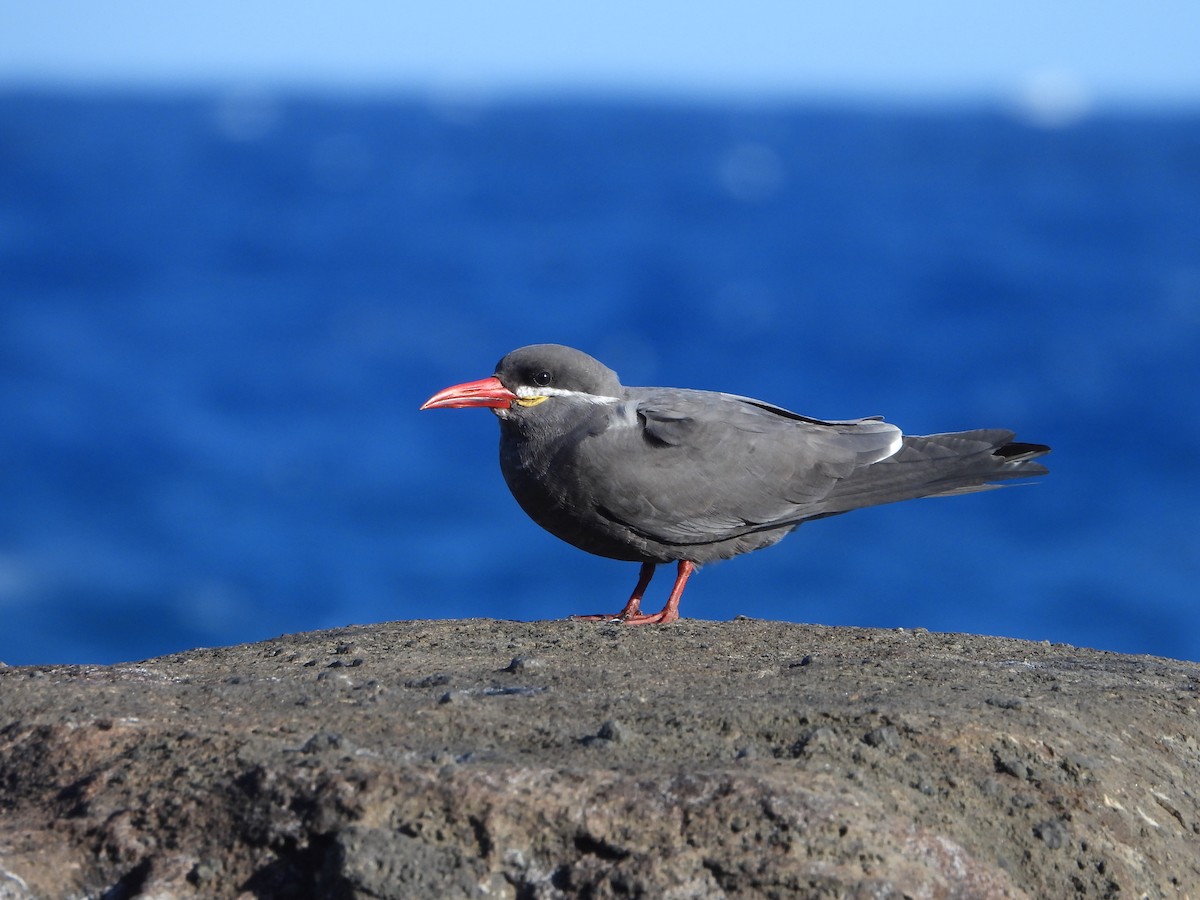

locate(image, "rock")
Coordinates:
1033 818 1069 850
0 618 1198 898
862 724 901 750
502 655 544 674
581 718 636 748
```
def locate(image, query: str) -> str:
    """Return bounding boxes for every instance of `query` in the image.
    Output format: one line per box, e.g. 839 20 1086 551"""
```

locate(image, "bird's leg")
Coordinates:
571 561 656 622
620 560 694 626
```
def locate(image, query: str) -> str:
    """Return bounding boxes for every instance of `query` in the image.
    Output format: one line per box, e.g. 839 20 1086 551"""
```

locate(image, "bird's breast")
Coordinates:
498 426 659 563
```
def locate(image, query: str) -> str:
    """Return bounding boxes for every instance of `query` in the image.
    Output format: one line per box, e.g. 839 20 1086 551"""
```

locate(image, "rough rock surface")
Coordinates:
1 618 1198 899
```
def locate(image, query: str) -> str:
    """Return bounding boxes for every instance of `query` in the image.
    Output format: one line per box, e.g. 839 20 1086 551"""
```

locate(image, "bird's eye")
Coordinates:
533 370 552 387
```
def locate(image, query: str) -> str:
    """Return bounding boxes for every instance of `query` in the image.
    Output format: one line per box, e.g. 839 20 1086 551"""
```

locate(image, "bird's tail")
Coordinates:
816 429 1050 516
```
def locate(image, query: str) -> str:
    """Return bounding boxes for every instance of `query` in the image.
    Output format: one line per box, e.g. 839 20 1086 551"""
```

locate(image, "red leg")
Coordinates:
620 560 694 625
571 561 656 621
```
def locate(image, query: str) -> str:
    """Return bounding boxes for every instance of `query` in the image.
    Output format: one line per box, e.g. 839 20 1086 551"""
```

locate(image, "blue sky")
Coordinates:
2 1 1198 105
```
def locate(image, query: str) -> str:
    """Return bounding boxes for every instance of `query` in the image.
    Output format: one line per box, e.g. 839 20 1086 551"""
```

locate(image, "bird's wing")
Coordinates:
575 389 902 546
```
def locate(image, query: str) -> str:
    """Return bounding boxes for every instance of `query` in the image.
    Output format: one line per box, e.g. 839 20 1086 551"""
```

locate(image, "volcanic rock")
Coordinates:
1 619 1198 898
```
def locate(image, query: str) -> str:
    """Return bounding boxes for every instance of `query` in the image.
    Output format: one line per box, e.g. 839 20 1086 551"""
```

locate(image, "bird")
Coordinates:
420 344 1049 625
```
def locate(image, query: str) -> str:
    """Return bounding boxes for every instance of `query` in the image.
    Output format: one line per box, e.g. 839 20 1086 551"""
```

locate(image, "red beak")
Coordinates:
420 375 517 410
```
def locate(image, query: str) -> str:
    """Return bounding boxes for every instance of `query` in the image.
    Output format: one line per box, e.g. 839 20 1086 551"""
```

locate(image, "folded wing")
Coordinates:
575 389 903 546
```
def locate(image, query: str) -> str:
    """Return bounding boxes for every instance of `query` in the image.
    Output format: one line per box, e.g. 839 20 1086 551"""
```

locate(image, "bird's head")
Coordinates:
420 344 623 420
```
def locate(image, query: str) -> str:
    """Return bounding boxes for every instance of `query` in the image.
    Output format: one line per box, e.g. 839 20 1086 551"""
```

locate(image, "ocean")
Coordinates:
1 90 1197 665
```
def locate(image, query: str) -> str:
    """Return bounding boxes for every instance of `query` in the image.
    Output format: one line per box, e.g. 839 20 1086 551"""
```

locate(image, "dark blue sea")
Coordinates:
2 91 1197 666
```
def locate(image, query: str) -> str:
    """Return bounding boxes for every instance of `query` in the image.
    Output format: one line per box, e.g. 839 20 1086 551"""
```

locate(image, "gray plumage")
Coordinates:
492 344 1048 565
422 343 1049 622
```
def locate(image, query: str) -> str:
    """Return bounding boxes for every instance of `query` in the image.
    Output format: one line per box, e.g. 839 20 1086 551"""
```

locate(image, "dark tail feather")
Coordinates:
818 429 1050 515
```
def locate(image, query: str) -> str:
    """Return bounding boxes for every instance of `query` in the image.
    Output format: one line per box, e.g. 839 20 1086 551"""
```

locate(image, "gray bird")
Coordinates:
421 344 1049 624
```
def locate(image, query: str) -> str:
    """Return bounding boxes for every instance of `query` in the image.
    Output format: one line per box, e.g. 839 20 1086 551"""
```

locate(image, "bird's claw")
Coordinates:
616 611 679 626
569 610 679 625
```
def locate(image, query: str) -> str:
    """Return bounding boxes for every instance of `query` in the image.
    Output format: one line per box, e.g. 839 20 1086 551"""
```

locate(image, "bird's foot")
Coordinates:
570 597 645 623
612 608 680 626
568 610 679 625
568 561 685 625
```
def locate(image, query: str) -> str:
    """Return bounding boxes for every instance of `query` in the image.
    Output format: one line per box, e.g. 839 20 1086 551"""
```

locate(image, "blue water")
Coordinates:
1 91 1197 665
